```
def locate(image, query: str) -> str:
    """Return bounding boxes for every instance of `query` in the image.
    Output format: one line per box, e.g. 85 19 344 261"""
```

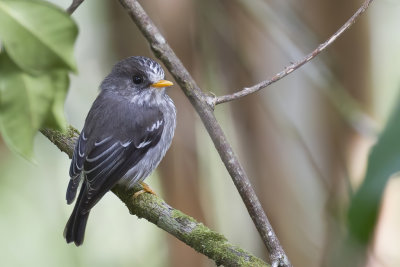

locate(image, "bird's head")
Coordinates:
100 56 173 96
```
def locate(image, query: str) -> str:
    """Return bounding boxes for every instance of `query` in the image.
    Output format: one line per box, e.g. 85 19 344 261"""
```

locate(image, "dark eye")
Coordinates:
132 75 143 84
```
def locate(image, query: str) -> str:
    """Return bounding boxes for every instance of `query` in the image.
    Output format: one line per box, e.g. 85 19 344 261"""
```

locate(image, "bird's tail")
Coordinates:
64 183 90 246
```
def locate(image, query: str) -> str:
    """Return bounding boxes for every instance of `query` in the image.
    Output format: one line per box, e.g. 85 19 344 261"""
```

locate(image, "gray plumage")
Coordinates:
65 56 176 246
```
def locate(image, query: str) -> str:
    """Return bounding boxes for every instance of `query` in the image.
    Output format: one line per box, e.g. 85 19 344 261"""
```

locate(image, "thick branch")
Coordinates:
41 126 268 267
214 0 374 105
118 1 291 266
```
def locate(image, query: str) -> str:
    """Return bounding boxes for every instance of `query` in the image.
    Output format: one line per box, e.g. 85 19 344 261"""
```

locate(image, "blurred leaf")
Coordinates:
0 52 69 159
0 0 78 73
348 93 400 243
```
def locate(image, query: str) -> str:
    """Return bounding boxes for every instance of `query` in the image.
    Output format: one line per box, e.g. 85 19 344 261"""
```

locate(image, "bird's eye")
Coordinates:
132 75 143 84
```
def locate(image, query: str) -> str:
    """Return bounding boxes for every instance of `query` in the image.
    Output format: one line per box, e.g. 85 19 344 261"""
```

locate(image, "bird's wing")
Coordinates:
70 131 87 178
79 108 165 213
67 131 88 204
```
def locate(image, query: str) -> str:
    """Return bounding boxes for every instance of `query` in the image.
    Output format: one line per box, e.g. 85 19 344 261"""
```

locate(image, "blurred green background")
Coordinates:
1 0 400 266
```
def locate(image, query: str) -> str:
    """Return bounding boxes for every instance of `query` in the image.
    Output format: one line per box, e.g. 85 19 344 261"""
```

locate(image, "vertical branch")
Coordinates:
118 0 291 266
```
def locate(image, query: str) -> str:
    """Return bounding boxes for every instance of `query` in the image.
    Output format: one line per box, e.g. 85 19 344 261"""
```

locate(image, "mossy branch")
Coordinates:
41 126 269 267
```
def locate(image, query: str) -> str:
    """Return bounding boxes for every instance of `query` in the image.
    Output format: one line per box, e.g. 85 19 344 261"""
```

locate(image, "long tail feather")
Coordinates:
64 183 90 246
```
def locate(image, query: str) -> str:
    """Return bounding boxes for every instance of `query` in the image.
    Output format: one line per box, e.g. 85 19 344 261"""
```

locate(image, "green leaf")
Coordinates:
348 93 400 243
0 0 78 73
0 52 69 159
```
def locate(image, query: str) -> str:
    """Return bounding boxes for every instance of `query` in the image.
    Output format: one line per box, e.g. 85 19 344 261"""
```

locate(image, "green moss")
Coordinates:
66 125 80 138
168 209 268 266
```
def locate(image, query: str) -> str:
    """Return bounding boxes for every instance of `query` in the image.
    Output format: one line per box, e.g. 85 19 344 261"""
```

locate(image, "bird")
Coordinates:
64 56 176 246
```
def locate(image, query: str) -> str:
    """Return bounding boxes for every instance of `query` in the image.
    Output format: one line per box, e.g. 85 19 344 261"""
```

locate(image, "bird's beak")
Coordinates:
151 79 174 88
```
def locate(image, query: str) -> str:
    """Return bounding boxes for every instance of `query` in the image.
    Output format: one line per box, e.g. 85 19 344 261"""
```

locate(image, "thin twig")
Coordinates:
66 0 85 15
40 127 269 267
118 0 292 266
214 0 374 105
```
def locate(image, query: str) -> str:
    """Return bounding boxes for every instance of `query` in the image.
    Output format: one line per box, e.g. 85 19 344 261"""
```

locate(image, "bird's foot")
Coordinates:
133 182 157 198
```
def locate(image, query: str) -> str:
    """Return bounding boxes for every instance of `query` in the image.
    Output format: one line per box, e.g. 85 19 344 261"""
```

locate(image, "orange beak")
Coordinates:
151 79 173 88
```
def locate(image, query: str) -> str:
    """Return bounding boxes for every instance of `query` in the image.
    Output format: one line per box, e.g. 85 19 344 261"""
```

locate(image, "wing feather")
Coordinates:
79 116 164 212
69 132 87 178
67 92 165 214
67 132 87 204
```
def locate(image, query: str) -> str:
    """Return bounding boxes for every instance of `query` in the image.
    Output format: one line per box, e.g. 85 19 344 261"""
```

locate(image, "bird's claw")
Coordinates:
133 182 157 198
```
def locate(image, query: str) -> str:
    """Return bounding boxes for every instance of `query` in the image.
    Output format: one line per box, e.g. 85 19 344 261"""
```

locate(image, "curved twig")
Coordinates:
40 127 269 267
213 0 374 105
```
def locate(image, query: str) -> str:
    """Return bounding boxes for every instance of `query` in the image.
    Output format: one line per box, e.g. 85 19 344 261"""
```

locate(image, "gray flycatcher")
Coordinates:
64 56 176 246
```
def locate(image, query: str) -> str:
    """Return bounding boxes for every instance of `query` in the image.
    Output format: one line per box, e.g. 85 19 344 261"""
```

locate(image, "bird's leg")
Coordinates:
140 182 157 195
133 182 157 198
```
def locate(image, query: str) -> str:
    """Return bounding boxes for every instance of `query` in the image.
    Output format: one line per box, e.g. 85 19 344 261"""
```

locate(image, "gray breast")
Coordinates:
118 94 176 188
